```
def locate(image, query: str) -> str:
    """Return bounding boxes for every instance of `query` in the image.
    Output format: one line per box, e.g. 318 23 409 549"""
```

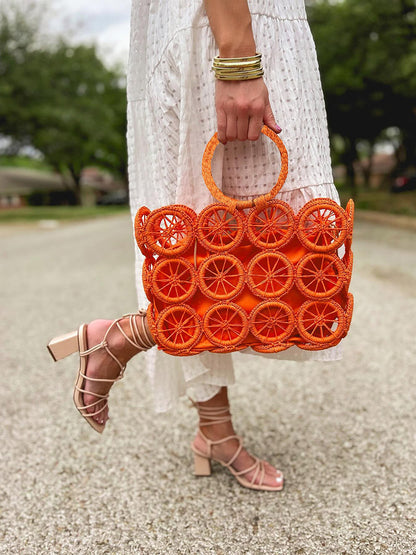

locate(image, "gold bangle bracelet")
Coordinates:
213 65 262 74
213 53 261 63
213 60 262 69
213 70 264 79
215 70 264 81
213 65 262 73
213 69 264 80
212 53 264 81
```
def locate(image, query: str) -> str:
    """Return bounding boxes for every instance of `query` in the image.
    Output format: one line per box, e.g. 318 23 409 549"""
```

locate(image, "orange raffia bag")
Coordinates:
134 126 354 356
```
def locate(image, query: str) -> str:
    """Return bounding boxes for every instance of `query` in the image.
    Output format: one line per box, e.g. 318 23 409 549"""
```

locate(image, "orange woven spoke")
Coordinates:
298 199 348 253
199 254 245 300
297 300 345 344
197 204 245 252
250 301 295 343
204 303 249 347
145 208 194 256
247 200 295 249
156 306 202 350
247 252 294 299
153 258 197 303
296 253 344 300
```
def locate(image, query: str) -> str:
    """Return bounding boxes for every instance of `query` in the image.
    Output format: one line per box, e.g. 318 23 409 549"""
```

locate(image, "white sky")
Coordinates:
50 0 131 68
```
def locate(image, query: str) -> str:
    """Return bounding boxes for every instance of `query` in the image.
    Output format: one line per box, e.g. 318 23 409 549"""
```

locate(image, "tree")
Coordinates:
0 3 127 204
307 0 416 194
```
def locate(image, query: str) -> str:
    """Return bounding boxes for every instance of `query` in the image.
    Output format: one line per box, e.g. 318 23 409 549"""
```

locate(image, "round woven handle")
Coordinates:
202 125 288 210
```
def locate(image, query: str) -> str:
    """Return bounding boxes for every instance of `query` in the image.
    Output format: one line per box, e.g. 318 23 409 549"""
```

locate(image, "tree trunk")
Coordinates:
68 164 82 205
361 143 375 189
343 138 358 201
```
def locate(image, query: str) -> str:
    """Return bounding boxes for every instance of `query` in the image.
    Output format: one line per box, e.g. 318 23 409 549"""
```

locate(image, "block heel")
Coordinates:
193 452 212 476
47 330 79 361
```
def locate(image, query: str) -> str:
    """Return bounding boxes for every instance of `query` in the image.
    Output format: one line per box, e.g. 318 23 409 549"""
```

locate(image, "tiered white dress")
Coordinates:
127 0 342 412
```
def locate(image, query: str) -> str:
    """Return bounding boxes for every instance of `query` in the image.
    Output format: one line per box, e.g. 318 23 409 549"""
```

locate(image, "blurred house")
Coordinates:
0 166 126 207
333 153 396 188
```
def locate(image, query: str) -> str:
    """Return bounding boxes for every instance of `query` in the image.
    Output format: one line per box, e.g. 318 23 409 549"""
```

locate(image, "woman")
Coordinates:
48 0 342 491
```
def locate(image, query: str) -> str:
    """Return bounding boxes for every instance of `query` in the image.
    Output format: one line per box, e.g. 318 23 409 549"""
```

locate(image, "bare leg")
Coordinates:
192 386 283 488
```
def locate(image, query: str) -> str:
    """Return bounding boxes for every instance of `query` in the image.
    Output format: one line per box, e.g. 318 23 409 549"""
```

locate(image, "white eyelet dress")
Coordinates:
127 0 342 412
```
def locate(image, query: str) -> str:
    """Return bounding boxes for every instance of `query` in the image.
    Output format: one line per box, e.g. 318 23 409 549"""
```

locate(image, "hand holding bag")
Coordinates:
134 126 354 356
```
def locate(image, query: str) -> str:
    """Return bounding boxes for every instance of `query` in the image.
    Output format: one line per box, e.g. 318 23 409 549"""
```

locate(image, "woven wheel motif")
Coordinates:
197 204 245 252
204 303 249 347
247 252 294 299
199 254 245 300
297 199 348 253
247 200 295 249
156 305 202 351
249 301 295 344
152 258 197 303
297 300 345 344
145 207 195 256
295 253 345 300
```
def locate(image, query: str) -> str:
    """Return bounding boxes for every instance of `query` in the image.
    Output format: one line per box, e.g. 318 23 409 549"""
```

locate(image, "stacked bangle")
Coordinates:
211 53 264 81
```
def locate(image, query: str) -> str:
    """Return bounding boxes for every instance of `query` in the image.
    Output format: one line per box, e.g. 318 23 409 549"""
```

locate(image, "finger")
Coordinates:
263 102 282 134
237 115 249 141
247 114 263 141
217 108 227 144
225 114 237 142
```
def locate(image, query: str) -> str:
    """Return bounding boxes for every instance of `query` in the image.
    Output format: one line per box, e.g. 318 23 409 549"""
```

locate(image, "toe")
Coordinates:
264 460 283 477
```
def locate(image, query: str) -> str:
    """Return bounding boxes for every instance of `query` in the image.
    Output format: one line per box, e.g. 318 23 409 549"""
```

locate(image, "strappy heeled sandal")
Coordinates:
190 401 284 491
47 310 154 433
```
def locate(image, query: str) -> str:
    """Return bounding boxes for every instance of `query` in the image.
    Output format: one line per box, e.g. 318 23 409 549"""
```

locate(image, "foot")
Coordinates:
82 318 143 427
192 419 283 489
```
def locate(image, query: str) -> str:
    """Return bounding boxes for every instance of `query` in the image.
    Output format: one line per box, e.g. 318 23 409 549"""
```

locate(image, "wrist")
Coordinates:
219 43 257 58
217 21 256 58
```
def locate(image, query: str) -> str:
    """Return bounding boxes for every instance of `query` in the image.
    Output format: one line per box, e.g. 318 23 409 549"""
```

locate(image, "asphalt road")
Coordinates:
1 214 415 554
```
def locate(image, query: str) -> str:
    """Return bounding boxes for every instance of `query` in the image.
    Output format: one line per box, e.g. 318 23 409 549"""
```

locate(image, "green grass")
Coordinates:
0 205 129 223
338 188 416 217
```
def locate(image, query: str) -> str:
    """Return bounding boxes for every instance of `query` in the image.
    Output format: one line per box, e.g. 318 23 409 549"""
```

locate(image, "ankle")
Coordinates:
198 421 236 441
111 313 154 363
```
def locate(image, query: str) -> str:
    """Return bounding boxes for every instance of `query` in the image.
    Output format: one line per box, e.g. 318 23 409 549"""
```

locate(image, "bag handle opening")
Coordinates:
201 125 289 210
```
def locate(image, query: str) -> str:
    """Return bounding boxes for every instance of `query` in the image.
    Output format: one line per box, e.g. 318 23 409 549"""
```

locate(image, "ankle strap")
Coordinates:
79 312 155 377
189 398 232 427
122 311 154 350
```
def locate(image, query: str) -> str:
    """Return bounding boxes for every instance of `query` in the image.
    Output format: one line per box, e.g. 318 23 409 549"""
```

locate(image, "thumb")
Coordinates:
263 102 282 134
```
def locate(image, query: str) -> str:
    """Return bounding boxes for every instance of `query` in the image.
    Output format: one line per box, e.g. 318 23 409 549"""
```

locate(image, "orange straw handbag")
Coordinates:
134 126 354 356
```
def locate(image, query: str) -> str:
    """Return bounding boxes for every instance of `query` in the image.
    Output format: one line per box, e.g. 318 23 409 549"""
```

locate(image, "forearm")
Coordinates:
203 0 256 57
204 0 280 142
